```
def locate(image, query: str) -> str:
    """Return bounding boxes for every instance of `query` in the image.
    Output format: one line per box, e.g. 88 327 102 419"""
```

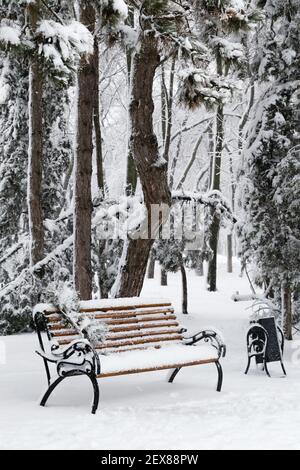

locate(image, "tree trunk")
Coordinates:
162 57 176 165
74 4 96 300
147 254 155 279
161 267 168 286
97 240 109 298
207 102 223 291
125 7 137 195
180 262 188 314
207 49 224 292
93 37 104 193
282 285 293 340
227 232 233 273
207 215 219 291
116 32 171 297
195 261 204 276
27 2 44 266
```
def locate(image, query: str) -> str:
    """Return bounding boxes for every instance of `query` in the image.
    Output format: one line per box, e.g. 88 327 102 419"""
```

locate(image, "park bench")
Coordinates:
33 298 226 413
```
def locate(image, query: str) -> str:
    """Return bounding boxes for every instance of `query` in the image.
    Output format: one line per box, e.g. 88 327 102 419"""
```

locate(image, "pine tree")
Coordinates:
239 0 300 339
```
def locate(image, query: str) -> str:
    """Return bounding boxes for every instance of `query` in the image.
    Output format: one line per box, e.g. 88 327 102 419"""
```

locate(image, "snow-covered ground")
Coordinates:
1 257 300 450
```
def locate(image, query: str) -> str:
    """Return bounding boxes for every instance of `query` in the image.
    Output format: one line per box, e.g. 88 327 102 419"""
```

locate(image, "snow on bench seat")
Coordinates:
33 297 172 316
98 343 219 377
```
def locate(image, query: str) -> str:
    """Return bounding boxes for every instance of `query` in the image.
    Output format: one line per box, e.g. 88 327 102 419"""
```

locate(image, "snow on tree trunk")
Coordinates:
282 285 293 341
27 2 44 266
116 32 171 298
74 3 96 300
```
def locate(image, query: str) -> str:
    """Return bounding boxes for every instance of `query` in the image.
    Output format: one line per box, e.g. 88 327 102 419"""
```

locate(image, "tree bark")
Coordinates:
180 261 188 314
162 57 176 165
207 100 224 291
116 32 171 297
147 253 155 279
161 267 168 286
195 261 204 276
27 2 44 266
93 37 104 193
74 4 96 299
282 285 293 340
207 214 219 292
126 6 137 195
207 48 224 291
227 232 233 273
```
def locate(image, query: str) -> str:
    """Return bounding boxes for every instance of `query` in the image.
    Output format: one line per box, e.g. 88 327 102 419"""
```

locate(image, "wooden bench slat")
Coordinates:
43 302 172 316
51 326 181 340
104 315 177 326
46 307 174 323
108 321 179 333
95 335 183 350
105 329 181 342
49 321 180 335
97 358 217 378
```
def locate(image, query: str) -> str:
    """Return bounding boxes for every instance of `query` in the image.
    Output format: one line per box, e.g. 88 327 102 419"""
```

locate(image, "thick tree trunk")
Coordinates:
27 2 44 266
147 254 155 279
161 267 168 286
116 32 171 297
227 232 233 273
180 262 188 314
282 285 293 340
74 4 96 299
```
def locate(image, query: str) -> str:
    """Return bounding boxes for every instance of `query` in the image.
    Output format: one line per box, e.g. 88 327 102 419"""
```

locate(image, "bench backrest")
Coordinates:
38 300 184 354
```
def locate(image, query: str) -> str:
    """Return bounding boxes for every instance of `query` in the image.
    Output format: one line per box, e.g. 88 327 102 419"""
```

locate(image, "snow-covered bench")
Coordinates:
33 298 226 414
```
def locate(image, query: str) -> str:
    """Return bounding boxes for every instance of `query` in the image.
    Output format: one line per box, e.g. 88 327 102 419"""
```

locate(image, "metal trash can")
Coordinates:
245 316 286 377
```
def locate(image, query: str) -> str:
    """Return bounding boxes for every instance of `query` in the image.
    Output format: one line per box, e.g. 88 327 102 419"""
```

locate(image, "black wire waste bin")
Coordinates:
245 316 287 377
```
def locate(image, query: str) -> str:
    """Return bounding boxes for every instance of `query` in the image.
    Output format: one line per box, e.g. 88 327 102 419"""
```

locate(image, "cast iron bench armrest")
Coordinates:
183 329 226 358
36 338 101 376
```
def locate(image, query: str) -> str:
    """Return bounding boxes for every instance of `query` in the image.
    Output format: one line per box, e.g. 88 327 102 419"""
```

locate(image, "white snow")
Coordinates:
1 258 300 450
0 22 21 46
113 0 128 18
100 344 218 375
36 20 94 74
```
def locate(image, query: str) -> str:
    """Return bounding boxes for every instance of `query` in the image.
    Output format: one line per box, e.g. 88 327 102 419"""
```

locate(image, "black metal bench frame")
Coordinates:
245 319 286 377
34 309 226 414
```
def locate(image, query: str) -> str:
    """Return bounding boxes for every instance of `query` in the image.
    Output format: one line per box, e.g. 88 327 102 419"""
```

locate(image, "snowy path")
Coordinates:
1 258 300 450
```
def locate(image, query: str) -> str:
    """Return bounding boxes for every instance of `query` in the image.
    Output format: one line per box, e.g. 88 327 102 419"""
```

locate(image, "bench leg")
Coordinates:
215 360 223 392
40 372 100 414
40 376 65 408
168 367 181 383
88 373 100 414
280 360 287 376
244 356 251 375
